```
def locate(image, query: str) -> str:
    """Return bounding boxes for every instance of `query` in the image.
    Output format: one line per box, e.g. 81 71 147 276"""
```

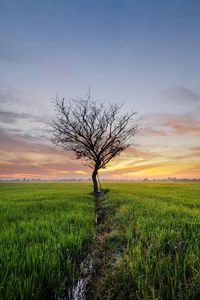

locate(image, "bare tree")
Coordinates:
50 94 138 195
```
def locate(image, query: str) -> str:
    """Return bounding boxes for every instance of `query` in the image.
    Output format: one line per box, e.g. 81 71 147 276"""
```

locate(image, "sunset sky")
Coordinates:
0 0 200 180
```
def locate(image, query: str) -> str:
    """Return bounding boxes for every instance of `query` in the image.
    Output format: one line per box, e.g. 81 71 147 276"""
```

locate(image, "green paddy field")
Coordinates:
0 182 199 299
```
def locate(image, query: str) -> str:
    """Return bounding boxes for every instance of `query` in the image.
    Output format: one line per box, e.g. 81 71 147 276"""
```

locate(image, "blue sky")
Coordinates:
0 0 200 179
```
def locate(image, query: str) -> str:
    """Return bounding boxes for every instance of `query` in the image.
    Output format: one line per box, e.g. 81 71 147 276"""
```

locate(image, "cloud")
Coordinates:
74 170 88 174
184 107 200 119
172 164 200 178
141 113 200 135
0 112 200 179
0 163 89 178
0 129 90 178
123 147 160 159
0 129 62 156
0 129 160 179
165 86 200 104
189 146 200 157
0 109 46 124
161 115 200 135
141 127 167 137
0 85 49 139
0 85 22 104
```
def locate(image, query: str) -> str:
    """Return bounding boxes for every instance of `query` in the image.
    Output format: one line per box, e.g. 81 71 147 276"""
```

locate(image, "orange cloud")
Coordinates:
162 116 200 135
141 113 200 135
0 113 200 180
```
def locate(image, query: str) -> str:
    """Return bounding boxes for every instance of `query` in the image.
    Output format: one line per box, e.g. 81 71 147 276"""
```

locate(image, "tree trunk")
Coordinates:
92 168 98 195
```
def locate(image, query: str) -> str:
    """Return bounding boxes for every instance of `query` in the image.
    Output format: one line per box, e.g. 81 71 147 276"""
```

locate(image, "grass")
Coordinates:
0 182 199 299
92 183 200 300
0 182 95 299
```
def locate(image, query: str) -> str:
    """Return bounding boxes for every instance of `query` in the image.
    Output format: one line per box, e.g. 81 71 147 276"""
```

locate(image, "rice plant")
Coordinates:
94 183 200 300
0 183 95 299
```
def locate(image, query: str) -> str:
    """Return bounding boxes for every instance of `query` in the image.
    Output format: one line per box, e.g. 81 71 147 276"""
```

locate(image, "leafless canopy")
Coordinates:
50 95 138 193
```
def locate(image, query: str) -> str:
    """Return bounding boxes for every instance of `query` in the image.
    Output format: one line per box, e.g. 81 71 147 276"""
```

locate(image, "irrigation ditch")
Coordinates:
67 189 125 300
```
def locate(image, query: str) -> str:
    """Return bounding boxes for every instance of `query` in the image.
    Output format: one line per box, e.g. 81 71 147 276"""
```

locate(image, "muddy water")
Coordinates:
69 254 93 300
